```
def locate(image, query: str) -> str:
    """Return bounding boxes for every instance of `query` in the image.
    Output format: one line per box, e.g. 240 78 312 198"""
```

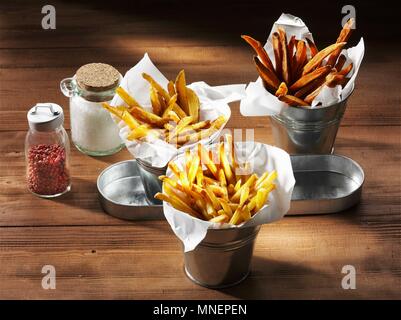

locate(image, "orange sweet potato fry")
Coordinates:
272 32 282 80
306 38 319 57
278 28 290 84
253 56 280 92
275 82 288 97
278 94 309 107
302 42 346 75
241 35 275 73
289 65 331 91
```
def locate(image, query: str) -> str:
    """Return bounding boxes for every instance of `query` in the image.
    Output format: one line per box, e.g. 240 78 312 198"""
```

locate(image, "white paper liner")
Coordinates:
110 53 246 167
163 141 295 252
240 13 365 115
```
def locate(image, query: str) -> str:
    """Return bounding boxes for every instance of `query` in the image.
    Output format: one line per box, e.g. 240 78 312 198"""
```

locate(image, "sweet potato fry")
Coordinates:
306 38 318 57
302 42 346 75
337 62 353 77
253 56 280 92
334 54 346 72
241 35 275 73
278 94 309 107
289 65 331 91
293 40 307 80
278 27 290 84
275 82 288 97
272 32 282 80
167 80 176 96
294 77 325 98
327 18 354 66
288 35 296 57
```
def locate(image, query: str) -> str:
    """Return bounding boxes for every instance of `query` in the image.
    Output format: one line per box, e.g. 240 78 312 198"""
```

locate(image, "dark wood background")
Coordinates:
0 0 399 299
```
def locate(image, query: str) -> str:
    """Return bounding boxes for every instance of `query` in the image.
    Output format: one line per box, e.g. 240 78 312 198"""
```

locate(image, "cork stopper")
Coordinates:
76 63 120 92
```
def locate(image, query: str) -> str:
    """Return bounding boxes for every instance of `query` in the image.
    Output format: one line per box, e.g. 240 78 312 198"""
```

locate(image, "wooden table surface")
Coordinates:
0 0 400 299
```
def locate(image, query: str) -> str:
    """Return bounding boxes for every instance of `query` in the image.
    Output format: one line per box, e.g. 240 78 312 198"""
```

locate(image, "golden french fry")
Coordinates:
130 106 169 128
289 65 331 91
218 168 227 187
162 94 178 118
239 185 250 206
116 87 142 109
278 94 309 107
241 35 275 73
210 214 229 223
150 87 162 116
186 87 200 123
175 70 189 115
253 56 280 92
288 35 296 57
275 82 288 97
231 174 257 203
155 191 200 218
167 80 176 96
188 154 200 184
229 206 242 225
219 142 235 185
241 205 251 221
198 143 218 179
142 73 170 101
302 42 346 75
166 110 180 123
102 103 141 129
127 124 155 140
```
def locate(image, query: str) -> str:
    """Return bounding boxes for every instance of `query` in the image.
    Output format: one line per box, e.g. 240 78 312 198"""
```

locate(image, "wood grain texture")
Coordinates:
0 0 400 299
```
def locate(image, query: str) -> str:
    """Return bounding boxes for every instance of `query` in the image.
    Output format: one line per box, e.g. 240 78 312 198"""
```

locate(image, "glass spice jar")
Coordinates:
60 63 124 156
25 103 71 198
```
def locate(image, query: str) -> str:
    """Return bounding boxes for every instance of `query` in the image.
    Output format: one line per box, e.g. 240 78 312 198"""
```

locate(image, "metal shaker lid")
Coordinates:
27 103 64 132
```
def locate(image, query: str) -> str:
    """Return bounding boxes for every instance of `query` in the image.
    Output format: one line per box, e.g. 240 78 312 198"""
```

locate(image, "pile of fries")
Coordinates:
242 18 355 107
155 135 277 225
102 70 226 147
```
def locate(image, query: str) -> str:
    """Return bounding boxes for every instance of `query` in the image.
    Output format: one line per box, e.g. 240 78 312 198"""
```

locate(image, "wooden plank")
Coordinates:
0 58 399 131
0 126 399 227
0 220 399 299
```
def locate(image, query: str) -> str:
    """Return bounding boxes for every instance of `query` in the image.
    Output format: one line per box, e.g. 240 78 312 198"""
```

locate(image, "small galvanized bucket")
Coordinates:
136 158 166 205
270 93 352 154
184 225 261 288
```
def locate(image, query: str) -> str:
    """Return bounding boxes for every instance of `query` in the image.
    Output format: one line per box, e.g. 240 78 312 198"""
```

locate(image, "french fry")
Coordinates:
278 27 290 84
186 87 200 123
334 54 347 72
241 35 275 73
294 77 325 98
327 18 355 67
158 135 278 225
288 35 297 57
253 56 280 92
302 42 346 75
142 73 170 101
272 32 282 80
130 106 169 128
278 94 309 107
306 38 318 57
116 87 142 109
289 65 331 91
293 40 307 79
337 62 353 77
149 87 162 116
275 82 288 97
175 70 189 115
167 80 176 96
102 103 140 129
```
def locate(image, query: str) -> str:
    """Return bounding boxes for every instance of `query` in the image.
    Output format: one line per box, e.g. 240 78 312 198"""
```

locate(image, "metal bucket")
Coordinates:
270 93 352 154
184 225 261 288
136 158 166 205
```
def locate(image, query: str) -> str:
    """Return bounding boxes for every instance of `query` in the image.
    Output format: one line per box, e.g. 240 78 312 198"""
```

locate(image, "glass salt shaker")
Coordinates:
60 63 124 156
25 103 71 198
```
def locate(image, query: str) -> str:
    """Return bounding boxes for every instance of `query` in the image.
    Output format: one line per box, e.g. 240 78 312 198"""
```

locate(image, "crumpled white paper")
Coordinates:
240 13 365 115
110 53 246 167
163 141 295 252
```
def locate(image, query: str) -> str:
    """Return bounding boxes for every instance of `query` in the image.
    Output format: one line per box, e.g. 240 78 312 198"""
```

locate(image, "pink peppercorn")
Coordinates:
27 144 70 196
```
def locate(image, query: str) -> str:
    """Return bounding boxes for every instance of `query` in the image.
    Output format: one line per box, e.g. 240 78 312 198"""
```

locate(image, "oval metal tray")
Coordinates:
97 155 364 220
